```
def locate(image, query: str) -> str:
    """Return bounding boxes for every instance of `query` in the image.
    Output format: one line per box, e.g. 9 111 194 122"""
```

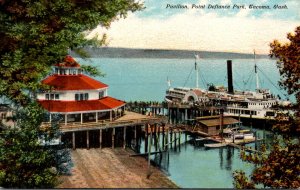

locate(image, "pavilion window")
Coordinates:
85 93 89 100
99 91 104 99
75 94 79 101
80 94 84 100
45 94 50 100
50 94 55 100
55 94 59 100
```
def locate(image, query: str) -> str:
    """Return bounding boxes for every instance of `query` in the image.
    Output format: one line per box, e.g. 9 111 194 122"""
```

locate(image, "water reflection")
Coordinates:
137 127 273 188
219 147 224 169
226 147 233 170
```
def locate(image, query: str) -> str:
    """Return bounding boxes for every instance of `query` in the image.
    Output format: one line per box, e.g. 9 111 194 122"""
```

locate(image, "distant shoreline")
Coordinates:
71 47 271 60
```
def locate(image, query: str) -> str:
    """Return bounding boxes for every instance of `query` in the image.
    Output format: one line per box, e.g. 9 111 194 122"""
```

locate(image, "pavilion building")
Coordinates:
37 56 126 125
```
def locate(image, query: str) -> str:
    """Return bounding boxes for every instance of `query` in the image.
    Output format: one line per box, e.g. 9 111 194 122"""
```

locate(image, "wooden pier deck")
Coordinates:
42 111 161 132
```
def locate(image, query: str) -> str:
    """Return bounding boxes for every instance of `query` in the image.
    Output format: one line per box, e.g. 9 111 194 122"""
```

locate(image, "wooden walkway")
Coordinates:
41 111 161 132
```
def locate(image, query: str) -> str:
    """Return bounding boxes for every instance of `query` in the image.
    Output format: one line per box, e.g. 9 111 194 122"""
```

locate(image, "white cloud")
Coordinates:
88 11 299 54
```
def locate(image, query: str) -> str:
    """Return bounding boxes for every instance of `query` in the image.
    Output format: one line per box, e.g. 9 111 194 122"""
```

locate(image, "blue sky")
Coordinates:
88 0 300 54
138 0 299 20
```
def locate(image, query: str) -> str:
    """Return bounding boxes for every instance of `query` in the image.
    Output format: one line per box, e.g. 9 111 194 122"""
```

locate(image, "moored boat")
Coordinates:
204 143 228 148
165 53 291 120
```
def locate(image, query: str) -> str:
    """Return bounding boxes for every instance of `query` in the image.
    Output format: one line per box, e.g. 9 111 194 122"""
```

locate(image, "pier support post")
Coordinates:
112 128 115 149
162 124 165 148
123 126 126 149
176 108 179 124
179 131 181 151
110 110 113 121
72 132 76 150
185 132 187 142
147 124 153 179
157 125 160 150
145 125 148 153
99 129 102 149
170 129 173 149
86 130 89 149
134 125 137 149
96 112 98 123
174 131 177 151
168 108 171 124
250 113 253 130
154 124 158 151
166 128 169 150
65 114 67 126
254 131 257 150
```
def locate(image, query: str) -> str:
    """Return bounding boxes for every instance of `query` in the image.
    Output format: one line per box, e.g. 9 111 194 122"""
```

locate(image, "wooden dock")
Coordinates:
41 111 165 150
41 111 160 132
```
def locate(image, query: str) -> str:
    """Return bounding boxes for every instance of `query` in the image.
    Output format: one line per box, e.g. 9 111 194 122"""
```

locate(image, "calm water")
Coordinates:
78 57 292 102
77 58 280 188
137 128 271 188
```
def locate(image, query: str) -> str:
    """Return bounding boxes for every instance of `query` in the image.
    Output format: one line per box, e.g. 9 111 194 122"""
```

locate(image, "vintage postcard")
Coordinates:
1 0 299 188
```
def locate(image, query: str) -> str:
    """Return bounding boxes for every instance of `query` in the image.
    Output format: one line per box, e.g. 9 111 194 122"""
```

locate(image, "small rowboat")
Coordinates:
204 143 228 148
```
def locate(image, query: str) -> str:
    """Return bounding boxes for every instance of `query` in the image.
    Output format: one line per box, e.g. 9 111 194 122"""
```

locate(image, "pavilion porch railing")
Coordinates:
41 117 161 132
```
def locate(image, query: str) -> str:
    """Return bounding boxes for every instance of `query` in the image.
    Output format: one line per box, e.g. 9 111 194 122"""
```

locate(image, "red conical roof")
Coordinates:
42 75 108 90
38 96 125 113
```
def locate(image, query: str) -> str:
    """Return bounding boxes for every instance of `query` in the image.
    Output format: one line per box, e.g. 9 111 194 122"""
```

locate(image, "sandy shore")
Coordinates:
58 148 178 188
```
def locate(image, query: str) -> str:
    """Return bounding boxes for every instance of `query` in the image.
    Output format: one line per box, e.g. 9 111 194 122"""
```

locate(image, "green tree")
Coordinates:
0 103 71 188
233 26 300 189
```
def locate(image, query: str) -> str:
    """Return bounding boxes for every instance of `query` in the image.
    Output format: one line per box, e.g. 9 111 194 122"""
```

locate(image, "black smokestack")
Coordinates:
227 60 234 94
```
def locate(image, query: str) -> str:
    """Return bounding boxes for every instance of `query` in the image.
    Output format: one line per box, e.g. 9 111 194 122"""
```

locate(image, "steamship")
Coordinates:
165 55 291 120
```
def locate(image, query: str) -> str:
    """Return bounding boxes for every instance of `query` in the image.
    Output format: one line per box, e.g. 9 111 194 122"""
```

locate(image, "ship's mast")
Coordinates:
195 54 199 89
254 50 260 90
167 76 171 89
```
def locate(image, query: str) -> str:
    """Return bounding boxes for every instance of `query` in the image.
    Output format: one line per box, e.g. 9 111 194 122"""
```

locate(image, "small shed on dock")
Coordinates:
196 116 239 136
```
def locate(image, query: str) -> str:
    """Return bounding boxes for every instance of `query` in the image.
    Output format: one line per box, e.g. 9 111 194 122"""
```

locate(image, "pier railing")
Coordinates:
41 117 161 132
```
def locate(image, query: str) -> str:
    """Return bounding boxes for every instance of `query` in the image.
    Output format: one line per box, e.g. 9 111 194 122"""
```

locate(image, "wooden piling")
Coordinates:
154 124 158 151
162 124 165 148
254 131 257 150
72 132 76 150
147 124 153 179
86 130 89 149
99 129 102 149
134 125 137 149
123 126 126 149
168 108 170 124
170 128 173 149
145 125 148 153
165 128 169 150
174 131 177 151
176 108 179 124
112 128 115 149
178 131 181 151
